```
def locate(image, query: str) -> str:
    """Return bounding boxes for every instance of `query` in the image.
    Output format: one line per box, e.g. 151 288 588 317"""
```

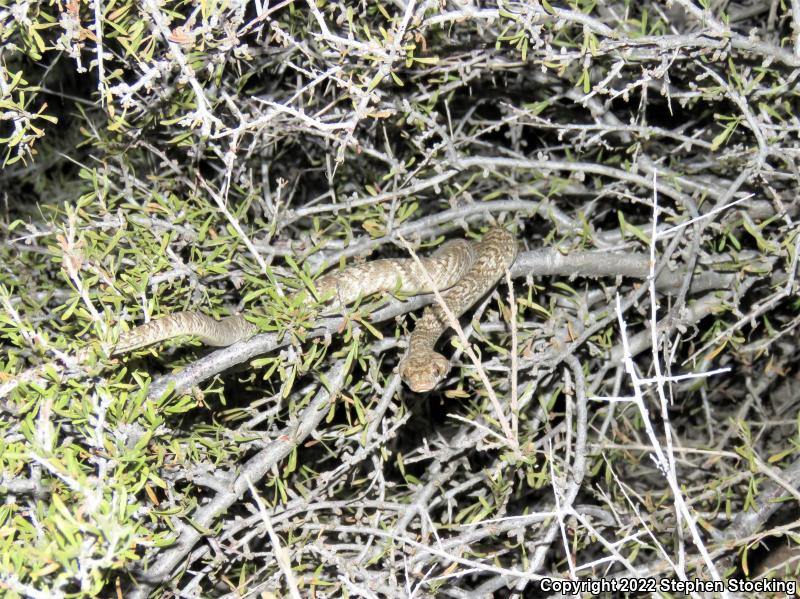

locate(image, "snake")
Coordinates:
113 227 517 392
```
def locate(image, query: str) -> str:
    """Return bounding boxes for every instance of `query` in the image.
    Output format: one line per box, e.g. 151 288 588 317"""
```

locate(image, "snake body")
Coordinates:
114 227 516 392
398 227 517 392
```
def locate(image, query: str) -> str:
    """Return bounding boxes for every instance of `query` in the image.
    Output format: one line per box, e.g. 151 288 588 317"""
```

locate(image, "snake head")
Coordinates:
398 352 451 393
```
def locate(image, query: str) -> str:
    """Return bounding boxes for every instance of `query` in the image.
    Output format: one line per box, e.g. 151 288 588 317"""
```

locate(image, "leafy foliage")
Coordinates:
1 0 799 597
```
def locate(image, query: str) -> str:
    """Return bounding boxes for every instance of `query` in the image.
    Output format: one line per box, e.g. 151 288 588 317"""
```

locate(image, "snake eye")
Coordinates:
430 355 450 382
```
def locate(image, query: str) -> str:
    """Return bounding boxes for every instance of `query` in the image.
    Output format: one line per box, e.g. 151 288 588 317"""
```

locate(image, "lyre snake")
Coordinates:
114 227 517 392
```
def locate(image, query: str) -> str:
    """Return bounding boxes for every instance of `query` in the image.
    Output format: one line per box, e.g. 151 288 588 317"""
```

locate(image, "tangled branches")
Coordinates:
1 0 799 597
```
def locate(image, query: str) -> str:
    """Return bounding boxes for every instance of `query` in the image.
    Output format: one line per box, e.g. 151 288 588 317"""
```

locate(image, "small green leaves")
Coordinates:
617 211 651 246
710 115 742 151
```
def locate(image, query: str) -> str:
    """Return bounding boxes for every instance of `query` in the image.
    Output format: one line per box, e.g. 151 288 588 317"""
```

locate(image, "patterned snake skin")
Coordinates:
114 227 517 392
398 227 517 392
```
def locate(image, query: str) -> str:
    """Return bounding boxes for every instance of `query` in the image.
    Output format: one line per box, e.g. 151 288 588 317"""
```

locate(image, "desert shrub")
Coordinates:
1 0 799 596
